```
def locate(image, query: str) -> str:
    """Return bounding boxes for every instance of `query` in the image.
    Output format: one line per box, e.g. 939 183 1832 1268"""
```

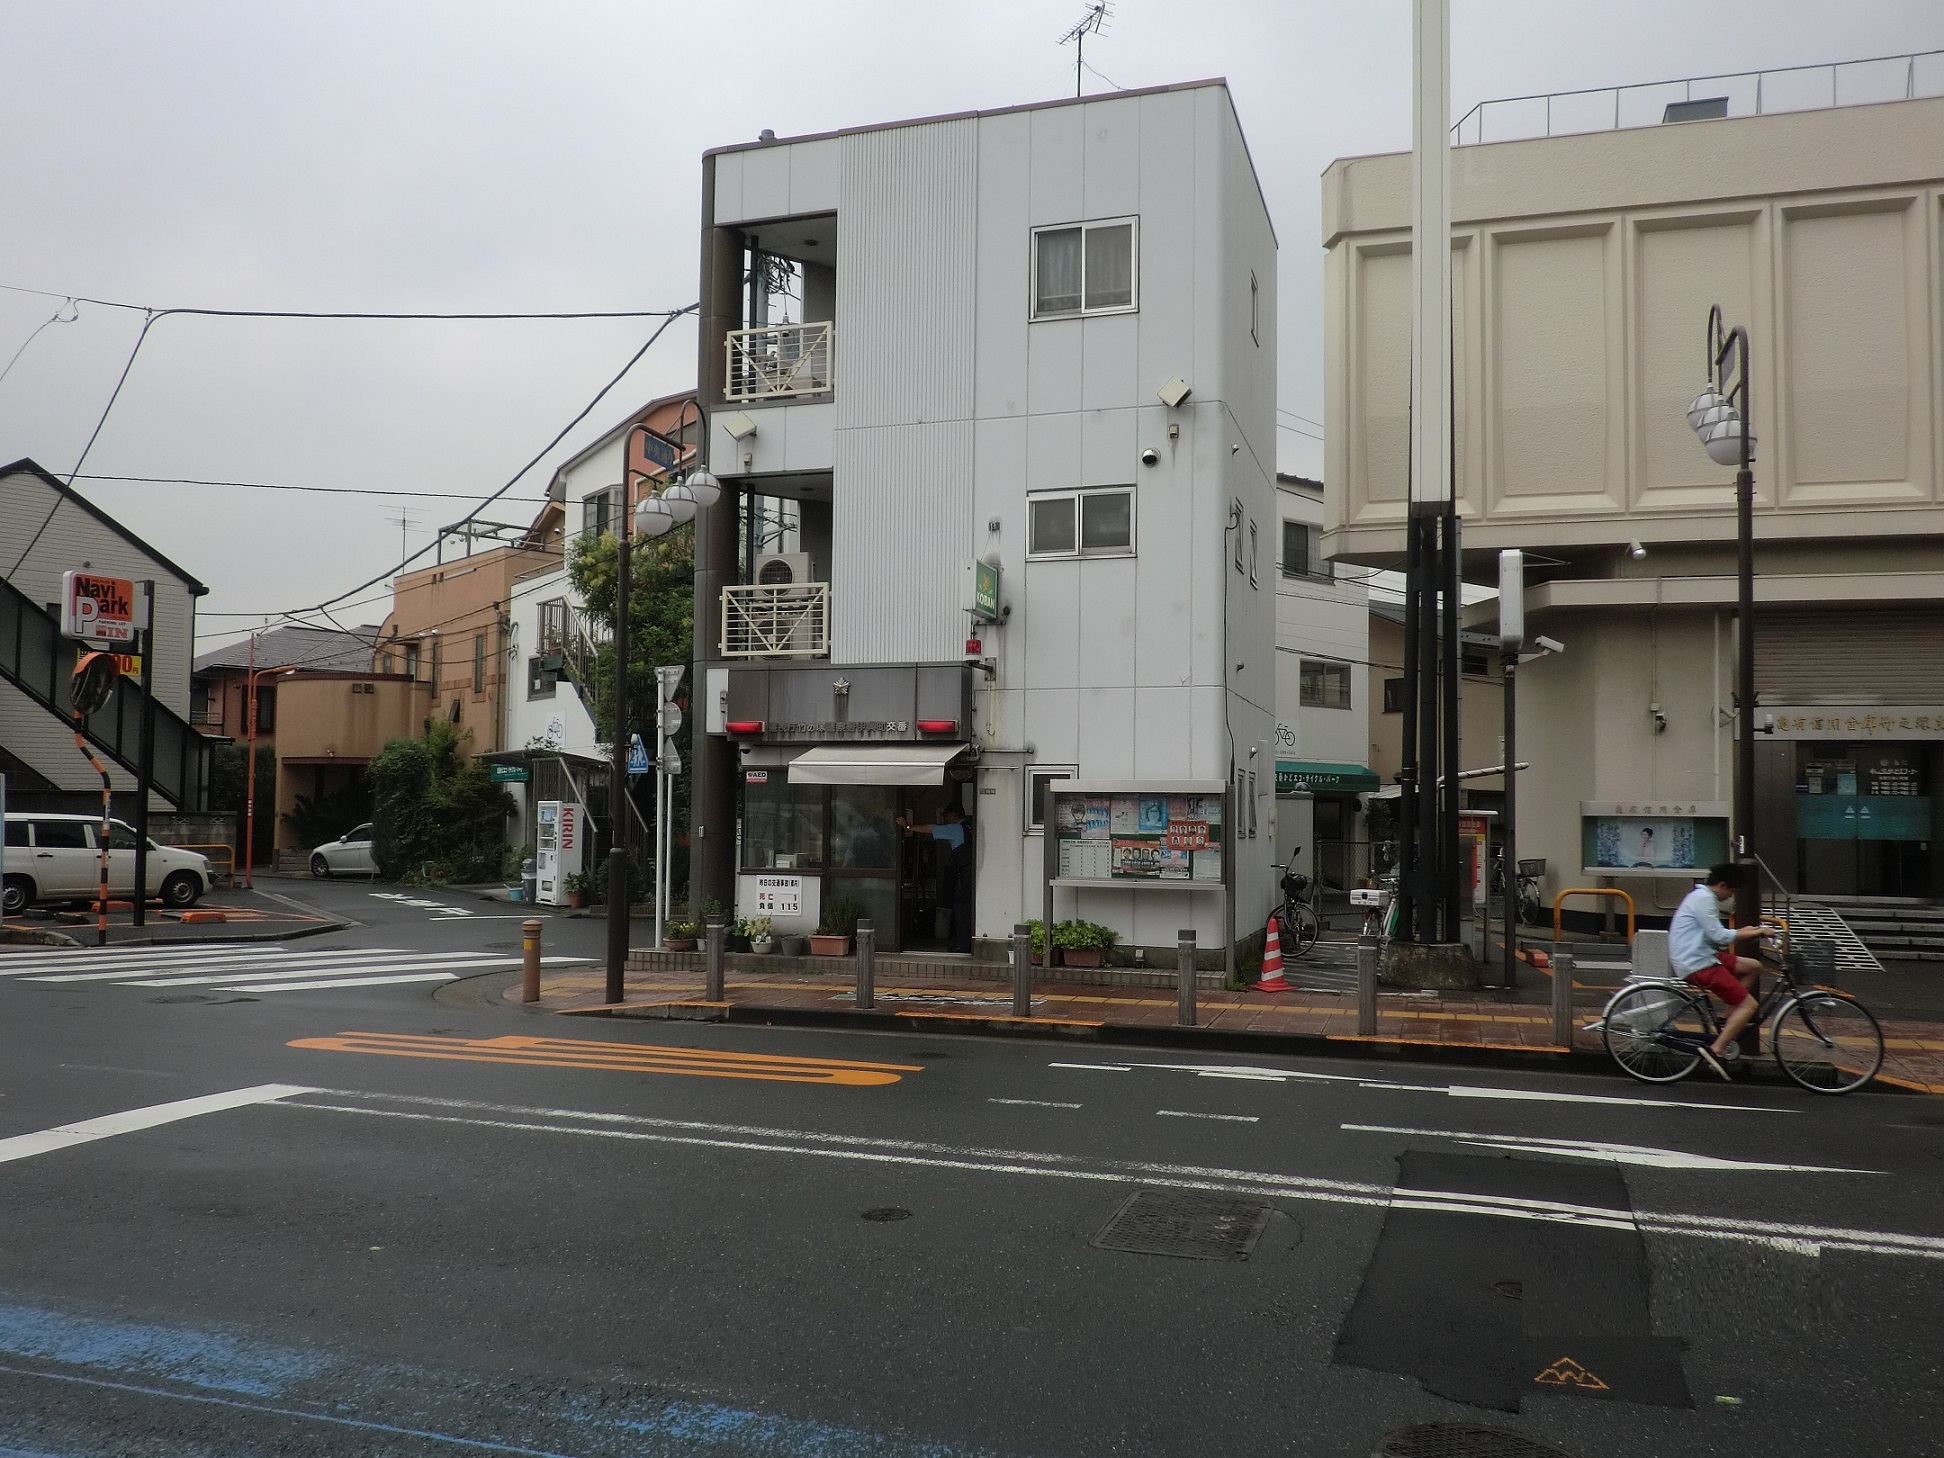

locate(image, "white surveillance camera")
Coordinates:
1536 635 1565 654
1627 540 1647 560
1139 447 1160 467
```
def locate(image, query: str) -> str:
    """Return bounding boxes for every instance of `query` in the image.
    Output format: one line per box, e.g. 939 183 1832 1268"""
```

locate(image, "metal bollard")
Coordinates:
855 918 876 1011
521 918 542 1004
1011 923 1032 1018
705 919 725 1002
1177 928 1197 1028
1550 949 1574 1049
1357 934 1378 1036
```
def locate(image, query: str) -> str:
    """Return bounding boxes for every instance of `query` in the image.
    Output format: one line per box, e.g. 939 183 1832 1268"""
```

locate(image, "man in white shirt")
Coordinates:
1668 862 1767 1079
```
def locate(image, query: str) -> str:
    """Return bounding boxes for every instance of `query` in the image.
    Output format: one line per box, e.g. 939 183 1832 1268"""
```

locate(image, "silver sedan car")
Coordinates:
309 823 376 878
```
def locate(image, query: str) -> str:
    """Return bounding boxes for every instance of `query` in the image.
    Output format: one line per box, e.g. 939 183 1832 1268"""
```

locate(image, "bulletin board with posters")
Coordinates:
1043 781 1231 890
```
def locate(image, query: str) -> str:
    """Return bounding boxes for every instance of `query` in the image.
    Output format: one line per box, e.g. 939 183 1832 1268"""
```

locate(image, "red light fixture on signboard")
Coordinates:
724 720 764 736
916 719 958 734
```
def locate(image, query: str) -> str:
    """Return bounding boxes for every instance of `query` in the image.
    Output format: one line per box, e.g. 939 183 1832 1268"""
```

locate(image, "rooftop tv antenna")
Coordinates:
1059 3 1110 98
386 507 421 562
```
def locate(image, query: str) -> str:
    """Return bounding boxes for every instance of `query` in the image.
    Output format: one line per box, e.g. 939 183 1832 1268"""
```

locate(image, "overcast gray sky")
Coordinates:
2 1 1938 649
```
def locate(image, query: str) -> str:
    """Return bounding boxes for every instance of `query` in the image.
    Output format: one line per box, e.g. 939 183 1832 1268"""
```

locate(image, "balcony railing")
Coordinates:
724 321 834 400
721 582 830 659
1451 47 1944 146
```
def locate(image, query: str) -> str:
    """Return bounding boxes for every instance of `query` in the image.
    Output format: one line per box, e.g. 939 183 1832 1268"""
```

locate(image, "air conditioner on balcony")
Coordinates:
755 553 815 586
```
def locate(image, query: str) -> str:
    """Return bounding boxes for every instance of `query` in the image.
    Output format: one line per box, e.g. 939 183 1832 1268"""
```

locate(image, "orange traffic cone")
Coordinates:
1256 915 1289 993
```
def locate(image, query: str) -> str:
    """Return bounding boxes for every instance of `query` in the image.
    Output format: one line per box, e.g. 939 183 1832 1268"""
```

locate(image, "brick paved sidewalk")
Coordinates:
511 960 1944 1094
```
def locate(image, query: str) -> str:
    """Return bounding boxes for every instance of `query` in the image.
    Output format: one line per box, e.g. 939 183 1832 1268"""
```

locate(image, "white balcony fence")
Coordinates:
724 321 834 400
721 582 830 659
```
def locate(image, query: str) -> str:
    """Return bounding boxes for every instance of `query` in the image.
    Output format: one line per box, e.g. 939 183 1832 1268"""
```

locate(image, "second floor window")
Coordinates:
1299 659 1352 710
1033 218 1137 317
538 599 568 654
581 488 618 539
1028 487 1136 559
1282 521 1333 581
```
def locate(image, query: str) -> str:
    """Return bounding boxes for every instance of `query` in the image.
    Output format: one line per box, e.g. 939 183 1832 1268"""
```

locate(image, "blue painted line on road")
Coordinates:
0 1298 1006 1457
0 1364 582 1457
0 1299 325 1396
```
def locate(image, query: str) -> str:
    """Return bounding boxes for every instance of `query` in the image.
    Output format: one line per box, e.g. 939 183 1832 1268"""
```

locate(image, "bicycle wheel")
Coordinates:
1288 903 1322 957
1771 992 1883 1094
1518 886 1544 927
1602 983 1709 1083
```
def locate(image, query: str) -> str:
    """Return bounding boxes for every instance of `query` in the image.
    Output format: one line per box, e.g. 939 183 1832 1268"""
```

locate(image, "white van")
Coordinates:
2 814 212 915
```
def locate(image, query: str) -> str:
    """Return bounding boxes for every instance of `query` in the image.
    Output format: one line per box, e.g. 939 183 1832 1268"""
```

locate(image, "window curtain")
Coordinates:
1084 223 1133 309
1036 229 1083 314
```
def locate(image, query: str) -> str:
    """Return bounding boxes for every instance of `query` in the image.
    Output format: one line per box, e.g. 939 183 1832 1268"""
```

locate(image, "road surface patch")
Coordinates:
287 1031 920 1085
1334 1151 1692 1412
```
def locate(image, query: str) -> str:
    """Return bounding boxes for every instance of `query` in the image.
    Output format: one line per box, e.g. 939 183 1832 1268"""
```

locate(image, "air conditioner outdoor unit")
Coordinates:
755 552 815 586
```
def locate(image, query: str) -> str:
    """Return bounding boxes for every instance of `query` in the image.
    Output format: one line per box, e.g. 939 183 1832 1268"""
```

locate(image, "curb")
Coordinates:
586 996 1620 1076
95 918 356 948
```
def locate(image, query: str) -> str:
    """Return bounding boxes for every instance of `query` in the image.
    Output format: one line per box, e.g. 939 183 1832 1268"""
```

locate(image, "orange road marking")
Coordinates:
289 1031 919 1085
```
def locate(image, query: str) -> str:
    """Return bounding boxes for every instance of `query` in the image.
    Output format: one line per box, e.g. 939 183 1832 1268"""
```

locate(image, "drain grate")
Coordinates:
1372 1423 1579 1458
1091 1188 1271 1261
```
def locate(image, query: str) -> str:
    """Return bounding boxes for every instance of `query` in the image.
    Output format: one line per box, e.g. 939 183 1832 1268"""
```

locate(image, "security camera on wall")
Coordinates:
1139 447 1160 467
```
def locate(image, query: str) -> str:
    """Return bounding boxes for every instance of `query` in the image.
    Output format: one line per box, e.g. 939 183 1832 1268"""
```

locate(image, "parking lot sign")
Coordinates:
61 571 145 645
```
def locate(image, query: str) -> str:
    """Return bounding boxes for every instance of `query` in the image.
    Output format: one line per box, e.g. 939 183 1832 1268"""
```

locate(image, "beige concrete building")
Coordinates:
1324 85 1944 914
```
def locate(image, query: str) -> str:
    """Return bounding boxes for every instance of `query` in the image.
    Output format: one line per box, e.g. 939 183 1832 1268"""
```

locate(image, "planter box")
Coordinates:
726 935 752 953
808 934 852 957
665 937 696 952
749 939 776 956
1059 947 1104 968
779 935 810 957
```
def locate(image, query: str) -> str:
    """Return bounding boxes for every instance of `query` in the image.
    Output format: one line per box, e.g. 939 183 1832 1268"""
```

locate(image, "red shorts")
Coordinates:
1686 954 1751 1006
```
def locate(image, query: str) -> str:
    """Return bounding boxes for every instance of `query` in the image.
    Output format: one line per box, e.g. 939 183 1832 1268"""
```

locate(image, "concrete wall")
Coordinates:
1323 94 1944 563
1274 481 1369 768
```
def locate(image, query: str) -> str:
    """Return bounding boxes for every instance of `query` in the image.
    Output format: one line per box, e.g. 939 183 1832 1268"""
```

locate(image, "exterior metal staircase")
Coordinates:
0 572 213 809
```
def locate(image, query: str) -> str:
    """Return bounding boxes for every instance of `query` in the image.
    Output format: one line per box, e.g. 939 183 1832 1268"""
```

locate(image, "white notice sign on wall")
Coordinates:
751 875 802 916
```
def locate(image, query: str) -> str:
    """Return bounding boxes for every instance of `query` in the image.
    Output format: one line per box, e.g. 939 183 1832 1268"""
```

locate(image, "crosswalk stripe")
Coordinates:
227 973 464 993
0 944 403 969
26 951 407 983
123 956 520 988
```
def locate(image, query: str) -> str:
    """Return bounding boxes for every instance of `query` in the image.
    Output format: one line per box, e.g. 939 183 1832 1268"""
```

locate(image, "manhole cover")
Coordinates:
1091 1189 1271 1261
1372 1422 1578 1458
147 993 216 1004
860 1207 912 1222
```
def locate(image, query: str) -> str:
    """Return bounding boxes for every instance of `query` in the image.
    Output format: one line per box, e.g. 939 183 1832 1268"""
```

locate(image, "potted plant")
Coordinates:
1053 919 1119 969
665 920 699 952
1024 918 1048 965
748 916 776 955
726 916 753 954
809 894 862 956
562 870 589 909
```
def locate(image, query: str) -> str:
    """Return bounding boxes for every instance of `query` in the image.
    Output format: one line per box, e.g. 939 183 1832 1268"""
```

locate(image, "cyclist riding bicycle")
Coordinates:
1669 862 1767 1080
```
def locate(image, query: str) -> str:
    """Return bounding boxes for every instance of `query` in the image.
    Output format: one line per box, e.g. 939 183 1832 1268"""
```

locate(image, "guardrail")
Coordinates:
1552 886 1636 945
725 321 834 400
179 843 236 887
721 582 830 658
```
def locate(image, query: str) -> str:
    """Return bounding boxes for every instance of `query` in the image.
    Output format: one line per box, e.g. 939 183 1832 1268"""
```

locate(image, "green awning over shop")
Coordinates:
1276 760 1381 795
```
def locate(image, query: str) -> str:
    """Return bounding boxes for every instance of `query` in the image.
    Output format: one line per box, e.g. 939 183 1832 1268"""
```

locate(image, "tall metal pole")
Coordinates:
1407 0 1453 946
1729 326 1760 938
605 438 637 1004
132 581 155 926
1501 651 1517 987
243 633 257 890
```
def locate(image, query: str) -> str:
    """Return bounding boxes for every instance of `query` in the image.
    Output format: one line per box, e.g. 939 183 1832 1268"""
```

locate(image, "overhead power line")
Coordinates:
0 280 684 321
72 472 549 504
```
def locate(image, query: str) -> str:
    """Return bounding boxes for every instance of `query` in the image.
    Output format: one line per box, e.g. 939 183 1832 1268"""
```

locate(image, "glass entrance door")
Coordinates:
1796 743 1933 896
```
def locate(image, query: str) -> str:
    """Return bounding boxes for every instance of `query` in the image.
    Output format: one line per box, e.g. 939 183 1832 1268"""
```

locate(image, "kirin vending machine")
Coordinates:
535 799 588 907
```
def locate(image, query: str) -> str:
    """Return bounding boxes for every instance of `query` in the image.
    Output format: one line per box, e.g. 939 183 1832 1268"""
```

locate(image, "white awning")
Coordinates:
787 743 968 786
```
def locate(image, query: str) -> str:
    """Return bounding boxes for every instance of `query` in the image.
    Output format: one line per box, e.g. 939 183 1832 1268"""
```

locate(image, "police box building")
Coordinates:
681 80 1278 962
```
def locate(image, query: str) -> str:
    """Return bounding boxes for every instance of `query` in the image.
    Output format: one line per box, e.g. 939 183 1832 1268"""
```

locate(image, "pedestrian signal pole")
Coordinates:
654 665 685 950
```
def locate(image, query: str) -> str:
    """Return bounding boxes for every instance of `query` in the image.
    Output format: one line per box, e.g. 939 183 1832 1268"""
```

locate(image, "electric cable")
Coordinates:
71 472 549 504
0 298 78 391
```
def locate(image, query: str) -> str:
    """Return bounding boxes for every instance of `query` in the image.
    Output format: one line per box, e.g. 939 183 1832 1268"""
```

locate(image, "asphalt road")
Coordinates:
0 883 1940 1458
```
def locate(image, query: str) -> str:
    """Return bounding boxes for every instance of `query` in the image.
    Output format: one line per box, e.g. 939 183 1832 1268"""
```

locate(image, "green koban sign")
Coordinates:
489 763 530 783
973 560 1001 620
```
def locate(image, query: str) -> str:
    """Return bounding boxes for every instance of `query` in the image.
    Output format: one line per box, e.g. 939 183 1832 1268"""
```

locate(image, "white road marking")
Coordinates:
1158 1110 1260 1123
0 1085 315 1165
124 956 519 987
282 1090 1944 1262
987 1098 1082 1109
1342 1123 1882 1174
33 950 401 983
1047 1058 1795 1113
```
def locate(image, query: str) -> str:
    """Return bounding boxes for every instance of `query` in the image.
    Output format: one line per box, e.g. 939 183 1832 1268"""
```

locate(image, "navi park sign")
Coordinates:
60 571 146 646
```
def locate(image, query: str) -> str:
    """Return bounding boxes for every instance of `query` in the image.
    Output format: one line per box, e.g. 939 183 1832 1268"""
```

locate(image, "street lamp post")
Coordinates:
605 406 718 1005
1688 306 1760 934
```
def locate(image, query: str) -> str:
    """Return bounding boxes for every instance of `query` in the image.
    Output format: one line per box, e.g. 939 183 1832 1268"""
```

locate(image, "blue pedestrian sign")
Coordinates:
628 733 651 777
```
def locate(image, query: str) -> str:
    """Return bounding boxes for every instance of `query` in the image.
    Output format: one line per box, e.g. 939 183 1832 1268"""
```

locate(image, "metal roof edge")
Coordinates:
1 457 210 596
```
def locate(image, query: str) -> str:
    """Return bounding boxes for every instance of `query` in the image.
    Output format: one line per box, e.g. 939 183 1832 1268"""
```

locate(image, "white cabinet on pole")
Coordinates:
535 799 588 907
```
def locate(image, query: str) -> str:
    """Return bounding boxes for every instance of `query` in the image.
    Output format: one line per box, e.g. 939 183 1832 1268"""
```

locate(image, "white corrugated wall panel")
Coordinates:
835 119 978 429
831 420 974 664
1755 606 1944 701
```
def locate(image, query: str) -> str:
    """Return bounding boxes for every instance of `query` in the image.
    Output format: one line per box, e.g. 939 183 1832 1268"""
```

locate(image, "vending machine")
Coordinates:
535 799 588 907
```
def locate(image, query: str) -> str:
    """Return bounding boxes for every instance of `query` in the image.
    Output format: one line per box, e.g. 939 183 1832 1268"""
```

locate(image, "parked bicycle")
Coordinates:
1350 869 1398 957
1600 932 1884 1093
1490 852 1547 926
1273 852 1322 958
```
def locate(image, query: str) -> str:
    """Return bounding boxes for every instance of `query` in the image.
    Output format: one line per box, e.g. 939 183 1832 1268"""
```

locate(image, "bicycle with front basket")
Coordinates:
1272 852 1322 959
1600 931 1884 1094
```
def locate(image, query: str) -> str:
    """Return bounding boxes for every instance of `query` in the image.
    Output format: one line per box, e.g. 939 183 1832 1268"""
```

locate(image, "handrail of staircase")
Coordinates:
0 573 213 810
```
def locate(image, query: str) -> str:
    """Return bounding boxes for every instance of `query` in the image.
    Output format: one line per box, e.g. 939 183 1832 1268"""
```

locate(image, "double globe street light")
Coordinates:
1687 305 1761 936
603 401 721 1003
